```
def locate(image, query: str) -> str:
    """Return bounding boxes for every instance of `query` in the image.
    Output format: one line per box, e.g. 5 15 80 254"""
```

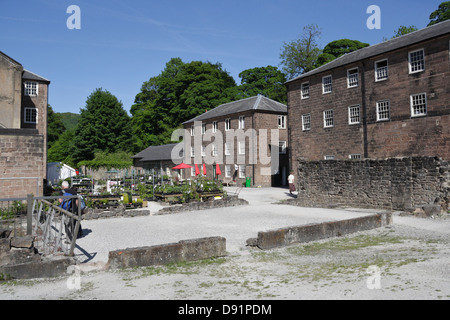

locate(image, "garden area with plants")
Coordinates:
46 172 226 211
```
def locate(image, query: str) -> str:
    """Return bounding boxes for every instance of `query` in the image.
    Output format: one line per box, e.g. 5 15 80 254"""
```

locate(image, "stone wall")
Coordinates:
296 157 449 213
0 129 45 198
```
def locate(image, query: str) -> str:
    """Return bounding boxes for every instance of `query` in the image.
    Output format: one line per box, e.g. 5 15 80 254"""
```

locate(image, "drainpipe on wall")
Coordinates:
252 113 255 187
361 62 369 159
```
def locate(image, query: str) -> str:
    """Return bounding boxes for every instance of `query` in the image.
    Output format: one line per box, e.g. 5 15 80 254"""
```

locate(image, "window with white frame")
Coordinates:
191 167 196 177
24 82 38 96
225 118 231 131
347 68 359 88
24 107 37 124
376 100 390 121
409 49 425 74
224 143 231 156
410 93 427 117
239 165 246 178
238 141 245 155
302 114 311 131
301 82 310 99
322 75 332 94
212 121 218 133
348 105 361 124
190 147 195 157
324 155 335 160
202 145 206 157
202 123 206 135
323 110 334 128
239 116 245 129
375 59 389 81
349 154 361 160
278 115 286 129
190 125 195 136
225 165 231 178
279 141 287 154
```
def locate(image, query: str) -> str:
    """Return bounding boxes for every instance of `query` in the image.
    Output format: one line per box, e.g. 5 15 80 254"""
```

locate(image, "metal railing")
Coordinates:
0 194 82 256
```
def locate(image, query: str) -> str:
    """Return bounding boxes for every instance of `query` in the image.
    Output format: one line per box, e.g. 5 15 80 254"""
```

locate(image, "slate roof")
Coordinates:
286 19 450 83
182 94 287 124
23 69 51 84
133 143 181 162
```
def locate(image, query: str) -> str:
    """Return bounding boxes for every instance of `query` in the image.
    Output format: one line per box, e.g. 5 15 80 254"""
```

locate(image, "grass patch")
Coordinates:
287 234 404 256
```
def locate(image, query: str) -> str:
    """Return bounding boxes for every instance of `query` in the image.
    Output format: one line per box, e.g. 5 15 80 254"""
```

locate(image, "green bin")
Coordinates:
245 177 251 188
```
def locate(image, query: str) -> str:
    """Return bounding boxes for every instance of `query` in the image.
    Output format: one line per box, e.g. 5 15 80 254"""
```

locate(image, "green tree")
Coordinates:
315 39 370 68
131 58 237 149
73 88 133 164
47 128 76 167
392 25 418 38
428 1 450 26
237 66 287 103
279 24 322 80
47 105 66 149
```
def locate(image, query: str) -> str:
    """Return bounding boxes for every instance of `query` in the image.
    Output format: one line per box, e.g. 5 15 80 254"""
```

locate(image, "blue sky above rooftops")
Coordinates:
0 0 443 114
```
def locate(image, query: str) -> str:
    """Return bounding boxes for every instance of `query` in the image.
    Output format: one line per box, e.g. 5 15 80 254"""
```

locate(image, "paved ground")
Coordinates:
1 187 450 300
73 187 381 264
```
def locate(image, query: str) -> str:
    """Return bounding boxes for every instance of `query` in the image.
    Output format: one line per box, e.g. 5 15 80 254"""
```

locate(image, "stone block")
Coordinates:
108 237 227 270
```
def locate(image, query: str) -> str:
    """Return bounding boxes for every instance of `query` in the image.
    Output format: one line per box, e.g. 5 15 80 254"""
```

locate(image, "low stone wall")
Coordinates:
82 206 150 220
250 212 392 250
0 231 75 280
107 237 227 270
156 195 248 215
296 157 449 213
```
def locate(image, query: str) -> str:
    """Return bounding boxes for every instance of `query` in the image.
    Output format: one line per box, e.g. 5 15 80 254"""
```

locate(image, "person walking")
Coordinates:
288 172 296 195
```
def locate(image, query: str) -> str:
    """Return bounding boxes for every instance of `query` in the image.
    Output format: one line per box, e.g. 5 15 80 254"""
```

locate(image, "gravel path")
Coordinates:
1 187 449 300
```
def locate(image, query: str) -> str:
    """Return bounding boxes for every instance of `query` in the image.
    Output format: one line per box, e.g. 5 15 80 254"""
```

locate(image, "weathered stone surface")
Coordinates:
256 212 393 250
0 228 11 239
11 236 34 249
0 257 76 280
296 157 449 213
108 237 227 270
156 196 248 215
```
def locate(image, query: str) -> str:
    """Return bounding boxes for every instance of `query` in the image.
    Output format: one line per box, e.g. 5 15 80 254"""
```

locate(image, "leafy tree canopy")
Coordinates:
237 66 287 103
131 58 237 149
315 39 370 68
428 1 450 26
392 25 418 38
47 105 66 149
279 24 322 80
73 88 133 164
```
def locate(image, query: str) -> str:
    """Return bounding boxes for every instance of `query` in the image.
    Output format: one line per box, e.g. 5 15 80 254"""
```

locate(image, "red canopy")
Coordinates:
203 163 207 175
172 163 192 170
216 163 222 175
195 164 200 176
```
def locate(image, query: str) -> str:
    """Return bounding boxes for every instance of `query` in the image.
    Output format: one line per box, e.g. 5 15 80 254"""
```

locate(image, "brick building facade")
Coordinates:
0 51 50 198
134 95 289 187
182 95 289 187
286 21 450 176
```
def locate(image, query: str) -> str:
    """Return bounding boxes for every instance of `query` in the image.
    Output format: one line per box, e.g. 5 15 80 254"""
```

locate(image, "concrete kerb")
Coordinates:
249 212 393 250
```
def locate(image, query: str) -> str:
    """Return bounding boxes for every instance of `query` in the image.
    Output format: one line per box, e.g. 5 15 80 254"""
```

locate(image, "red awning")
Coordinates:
195 164 200 176
216 163 222 175
172 163 192 170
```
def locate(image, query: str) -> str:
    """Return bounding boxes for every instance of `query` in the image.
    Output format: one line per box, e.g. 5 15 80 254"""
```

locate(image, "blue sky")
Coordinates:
0 0 444 114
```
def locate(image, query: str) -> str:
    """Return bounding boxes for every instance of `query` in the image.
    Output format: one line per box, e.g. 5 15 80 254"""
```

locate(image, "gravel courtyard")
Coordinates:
1 187 449 300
